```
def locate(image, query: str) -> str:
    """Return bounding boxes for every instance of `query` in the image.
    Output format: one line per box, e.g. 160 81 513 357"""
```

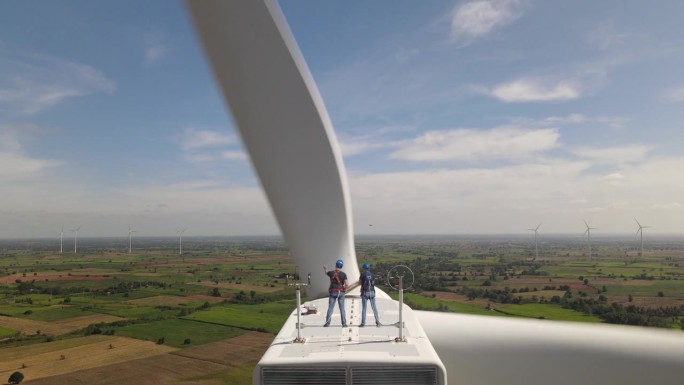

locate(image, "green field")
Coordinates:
0 325 16 337
186 362 256 385
392 293 500 317
0 304 95 321
602 280 684 297
92 304 175 319
115 318 246 347
495 303 602 323
183 302 294 333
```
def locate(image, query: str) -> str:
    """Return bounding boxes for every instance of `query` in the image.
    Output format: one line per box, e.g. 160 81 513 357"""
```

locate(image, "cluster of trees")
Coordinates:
10 279 172 297
99 280 170 295
372 256 556 294
561 298 684 328
453 284 683 328
231 289 292 304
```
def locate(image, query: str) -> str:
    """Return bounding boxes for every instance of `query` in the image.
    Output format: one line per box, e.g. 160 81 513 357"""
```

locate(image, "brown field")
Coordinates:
68 268 120 274
126 295 199 307
51 314 124 330
0 274 111 284
0 335 176 382
515 290 567 299
422 291 492 306
0 314 123 336
146 255 290 269
40 255 63 260
607 295 684 309
131 272 162 277
184 295 226 304
503 277 636 292
190 281 283 293
23 332 273 385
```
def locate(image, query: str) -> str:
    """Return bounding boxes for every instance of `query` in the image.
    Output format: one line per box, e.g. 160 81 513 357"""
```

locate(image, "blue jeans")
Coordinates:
325 290 346 325
361 291 379 325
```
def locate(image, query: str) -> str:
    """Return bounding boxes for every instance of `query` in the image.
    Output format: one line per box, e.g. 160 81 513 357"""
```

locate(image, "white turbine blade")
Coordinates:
415 311 684 385
186 0 358 298
535 222 542 231
635 218 642 228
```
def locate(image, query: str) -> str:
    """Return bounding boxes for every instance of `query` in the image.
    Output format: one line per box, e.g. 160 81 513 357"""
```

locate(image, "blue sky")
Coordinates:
1 0 684 238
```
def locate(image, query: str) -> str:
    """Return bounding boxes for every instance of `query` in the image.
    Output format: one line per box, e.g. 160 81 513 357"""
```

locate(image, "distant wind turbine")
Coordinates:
583 220 597 258
527 223 541 259
128 225 137 254
635 218 652 257
176 228 187 255
59 227 64 253
71 226 81 253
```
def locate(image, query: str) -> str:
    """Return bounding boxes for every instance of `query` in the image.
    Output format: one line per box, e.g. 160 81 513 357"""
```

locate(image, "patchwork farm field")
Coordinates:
0 235 683 383
0 335 176 382
21 332 274 385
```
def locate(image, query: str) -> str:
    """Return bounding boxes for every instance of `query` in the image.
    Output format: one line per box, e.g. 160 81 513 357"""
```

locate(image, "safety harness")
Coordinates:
329 270 344 292
362 272 375 292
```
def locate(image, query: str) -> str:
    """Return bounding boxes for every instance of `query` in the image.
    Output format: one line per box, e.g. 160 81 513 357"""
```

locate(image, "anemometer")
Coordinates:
387 265 414 342
288 273 311 343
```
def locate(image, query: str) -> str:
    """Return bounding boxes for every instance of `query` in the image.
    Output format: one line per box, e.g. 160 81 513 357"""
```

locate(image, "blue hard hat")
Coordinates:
336 259 344 268
362 263 370 269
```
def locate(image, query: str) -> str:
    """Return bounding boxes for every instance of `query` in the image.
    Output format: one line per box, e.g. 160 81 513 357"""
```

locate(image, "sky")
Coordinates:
1 0 684 238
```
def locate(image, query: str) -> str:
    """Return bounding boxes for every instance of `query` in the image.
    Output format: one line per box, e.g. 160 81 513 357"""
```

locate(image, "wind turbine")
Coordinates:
59 227 64 253
128 225 137 254
635 218 651 256
527 223 541 259
176 228 186 255
71 226 81 253
583 220 597 258
187 1 684 384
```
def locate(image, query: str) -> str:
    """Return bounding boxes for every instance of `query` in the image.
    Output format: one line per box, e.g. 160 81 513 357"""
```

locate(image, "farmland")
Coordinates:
0 234 683 383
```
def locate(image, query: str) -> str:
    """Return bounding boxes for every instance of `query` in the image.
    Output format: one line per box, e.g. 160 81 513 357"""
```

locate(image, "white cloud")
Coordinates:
666 86 684 102
0 54 116 114
390 127 559 162
596 116 630 129
0 126 63 178
450 0 524 39
220 151 248 161
349 160 591 233
176 128 247 164
586 207 605 213
586 21 630 50
143 33 171 66
350 154 684 234
184 150 248 163
0 152 62 177
179 128 232 150
572 145 653 164
541 114 586 125
339 137 399 157
600 172 625 187
145 44 170 66
0 178 277 237
490 78 581 102
650 202 682 210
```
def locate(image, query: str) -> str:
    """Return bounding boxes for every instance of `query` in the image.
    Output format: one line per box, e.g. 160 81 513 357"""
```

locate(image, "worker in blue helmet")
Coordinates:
323 259 349 327
359 262 380 327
